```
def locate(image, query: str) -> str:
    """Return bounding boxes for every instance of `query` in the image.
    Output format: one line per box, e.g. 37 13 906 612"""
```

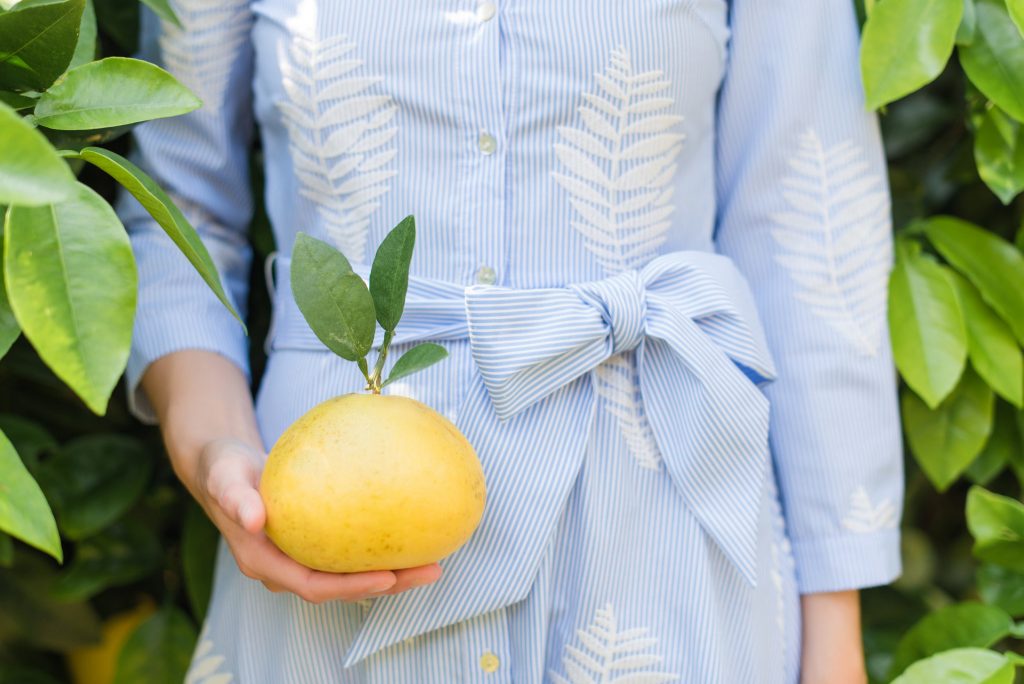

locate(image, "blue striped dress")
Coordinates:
119 0 904 681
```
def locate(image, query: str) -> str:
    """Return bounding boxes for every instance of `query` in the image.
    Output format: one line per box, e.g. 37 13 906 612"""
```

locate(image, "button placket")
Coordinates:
462 0 506 288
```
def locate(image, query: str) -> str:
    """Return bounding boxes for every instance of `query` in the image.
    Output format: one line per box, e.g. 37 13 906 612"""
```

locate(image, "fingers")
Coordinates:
229 530 443 604
382 564 444 595
235 534 398 603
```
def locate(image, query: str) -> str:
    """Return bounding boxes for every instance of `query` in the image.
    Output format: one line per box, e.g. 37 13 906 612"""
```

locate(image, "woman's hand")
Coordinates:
141 350 442 605
800 590 867 684
196 437 442 603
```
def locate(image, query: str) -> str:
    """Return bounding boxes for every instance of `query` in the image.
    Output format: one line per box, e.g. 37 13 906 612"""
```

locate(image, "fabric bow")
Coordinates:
269 250 777 665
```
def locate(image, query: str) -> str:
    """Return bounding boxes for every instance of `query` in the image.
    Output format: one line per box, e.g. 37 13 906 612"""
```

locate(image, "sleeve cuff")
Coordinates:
790 527 902 594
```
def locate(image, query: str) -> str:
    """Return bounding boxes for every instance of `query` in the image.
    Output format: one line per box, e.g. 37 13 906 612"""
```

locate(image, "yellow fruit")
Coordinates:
259 394 486 573
66 599 155 684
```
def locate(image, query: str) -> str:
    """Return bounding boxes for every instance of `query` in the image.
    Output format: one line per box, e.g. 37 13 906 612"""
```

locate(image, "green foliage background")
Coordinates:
0 0 1023 682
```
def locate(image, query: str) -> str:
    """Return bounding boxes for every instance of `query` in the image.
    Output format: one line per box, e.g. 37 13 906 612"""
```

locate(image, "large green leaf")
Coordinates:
968 401 1021 483
67 0 94 70
34 56 200 130
181 501 218 623
950 271 1023 407
959 0 978 45
35 434 153 540
0 102 76 206
978 564 1024 617
959 0 1024 122
924 217 1024 346
967 485 1024 573
860 0 962 110
369 215 415 332
0 0 84 91
903 367 995 491
974 105 1024 204
1010 0 1024 36
78 147 244 327
891 648 1014 684
51 520 161 601
0 244 19 360
112 605 197 684
888 602 1013 680
291 232 376 362
889 240 968 407
0 428 60 562
4 182 137 415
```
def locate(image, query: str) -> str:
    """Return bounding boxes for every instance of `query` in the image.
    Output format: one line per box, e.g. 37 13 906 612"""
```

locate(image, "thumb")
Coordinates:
204 439 267 534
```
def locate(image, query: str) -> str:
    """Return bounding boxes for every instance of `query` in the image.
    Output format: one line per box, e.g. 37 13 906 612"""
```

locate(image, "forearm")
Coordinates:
800 590 866 683
140 349 263 500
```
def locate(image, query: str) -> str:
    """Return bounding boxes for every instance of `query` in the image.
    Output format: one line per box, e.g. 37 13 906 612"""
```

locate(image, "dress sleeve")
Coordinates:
116 2 256 423
713 0 904 594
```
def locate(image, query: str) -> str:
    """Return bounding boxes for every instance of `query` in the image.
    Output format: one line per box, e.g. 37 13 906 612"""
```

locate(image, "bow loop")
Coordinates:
571 270 647 355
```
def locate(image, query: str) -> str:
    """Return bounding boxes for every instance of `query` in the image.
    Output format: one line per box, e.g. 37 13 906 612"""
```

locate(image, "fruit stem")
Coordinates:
367 329 394 394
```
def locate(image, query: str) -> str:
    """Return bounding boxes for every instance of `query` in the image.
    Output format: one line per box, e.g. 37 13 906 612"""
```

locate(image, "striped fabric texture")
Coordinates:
118 0 903 681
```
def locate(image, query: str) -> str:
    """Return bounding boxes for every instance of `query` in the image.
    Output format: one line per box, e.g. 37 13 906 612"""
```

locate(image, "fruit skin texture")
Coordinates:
66 599 155 684
259 394 486 573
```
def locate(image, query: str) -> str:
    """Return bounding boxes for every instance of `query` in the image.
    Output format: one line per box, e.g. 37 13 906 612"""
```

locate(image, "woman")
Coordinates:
120 0 903 681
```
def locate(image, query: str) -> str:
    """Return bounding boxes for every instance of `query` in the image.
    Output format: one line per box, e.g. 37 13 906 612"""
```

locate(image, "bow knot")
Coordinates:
572 270 647 355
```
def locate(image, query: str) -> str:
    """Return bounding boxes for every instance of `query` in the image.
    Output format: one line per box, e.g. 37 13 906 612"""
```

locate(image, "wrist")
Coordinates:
800 590 866 684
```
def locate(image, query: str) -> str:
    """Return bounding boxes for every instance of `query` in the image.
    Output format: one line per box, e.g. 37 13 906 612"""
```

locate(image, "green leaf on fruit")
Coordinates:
291 232 376 362
384 343 448 387
370 214 415 332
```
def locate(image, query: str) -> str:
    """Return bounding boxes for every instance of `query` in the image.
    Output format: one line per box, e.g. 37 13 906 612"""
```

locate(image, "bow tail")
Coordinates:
344 374 595 666
641 310 772 586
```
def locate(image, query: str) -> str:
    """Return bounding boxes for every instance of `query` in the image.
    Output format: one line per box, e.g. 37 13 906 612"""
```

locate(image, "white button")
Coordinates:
479 651 500 672
478 132 497 155
475 265 497 284
476 2 497 22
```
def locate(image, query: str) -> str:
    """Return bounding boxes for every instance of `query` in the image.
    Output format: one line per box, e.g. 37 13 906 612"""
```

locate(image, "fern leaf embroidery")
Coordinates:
160 0 251 112
553 46 684 471
553 46 683 275
185 638 234 684
770 129 891 356
550 603 678 684
594 355 660 471
278 35 398 262
841 486 898 533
